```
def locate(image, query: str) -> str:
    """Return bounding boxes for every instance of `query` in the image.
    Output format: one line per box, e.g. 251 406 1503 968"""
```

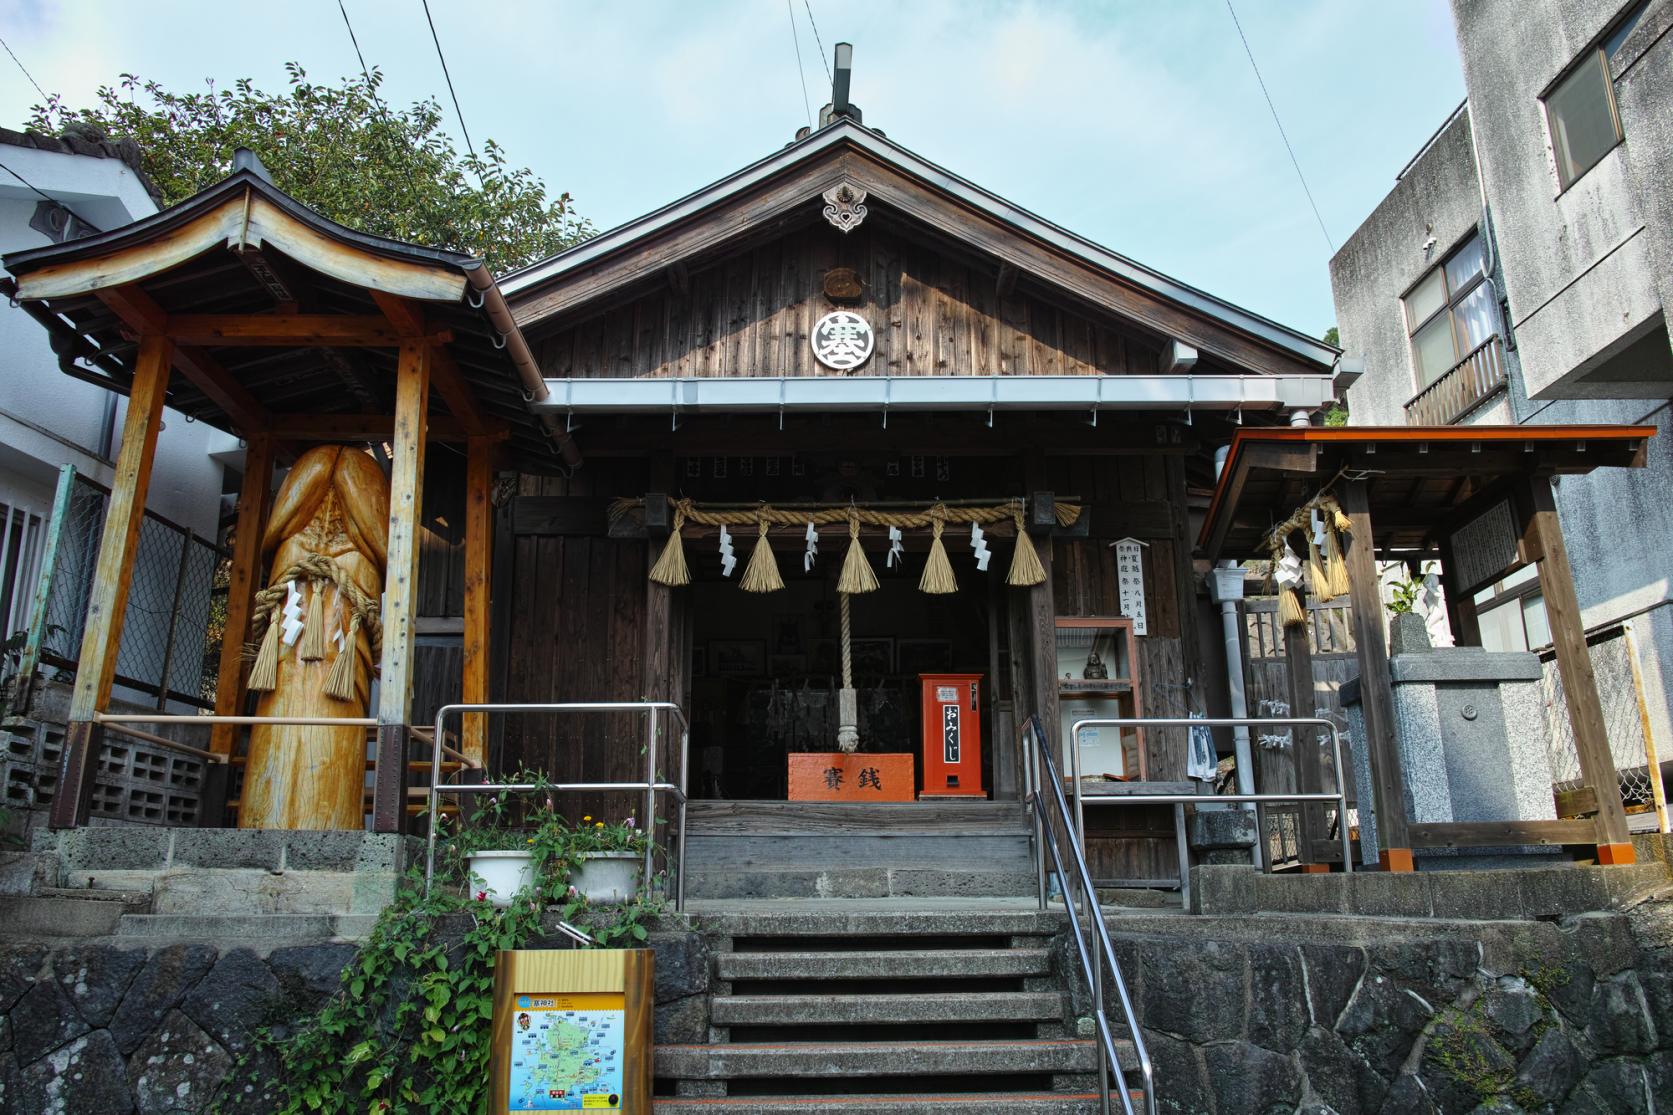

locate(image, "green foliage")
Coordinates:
1386 574 1423 617
1323 326 1340 348
220 779 666 1114
29 65 592 273
1322 401 1349 427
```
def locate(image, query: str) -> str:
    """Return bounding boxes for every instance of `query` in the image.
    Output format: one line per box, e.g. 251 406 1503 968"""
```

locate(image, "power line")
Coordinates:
802 0 832 84
786 0 813 130
0 34 47 103
336 0 387 116
421 0 478 164
1225 0 1334 253
0 156 104 233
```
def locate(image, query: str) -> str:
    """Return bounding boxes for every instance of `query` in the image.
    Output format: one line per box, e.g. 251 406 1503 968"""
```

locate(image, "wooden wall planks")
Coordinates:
536 223 1167 382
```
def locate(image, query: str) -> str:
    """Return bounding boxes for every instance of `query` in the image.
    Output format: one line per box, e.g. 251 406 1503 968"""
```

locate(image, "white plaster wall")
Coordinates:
1451 0 1672 399
1329 110 1485 426
0 147 225 538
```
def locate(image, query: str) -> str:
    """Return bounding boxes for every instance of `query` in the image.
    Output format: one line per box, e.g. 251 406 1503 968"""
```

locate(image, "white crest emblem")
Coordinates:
810 310 874 371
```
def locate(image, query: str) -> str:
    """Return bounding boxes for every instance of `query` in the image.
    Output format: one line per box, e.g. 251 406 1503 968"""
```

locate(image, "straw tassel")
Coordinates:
1305 534 1329 601
1278 585 1307 628
837 516 879 595
739 519 785 593
298 582 327 661
324 613 361 702
919 511 958 594
1007 508 1046 587
248 604 283 693
1324 526 1351 598
648 508 691 587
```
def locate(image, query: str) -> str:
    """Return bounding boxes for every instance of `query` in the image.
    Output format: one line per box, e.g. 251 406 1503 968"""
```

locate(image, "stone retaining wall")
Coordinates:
1092 901 1673 1114
0 920 707 1114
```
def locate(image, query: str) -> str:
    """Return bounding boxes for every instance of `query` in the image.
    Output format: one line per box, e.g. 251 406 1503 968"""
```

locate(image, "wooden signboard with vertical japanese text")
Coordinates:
490 949 653 1113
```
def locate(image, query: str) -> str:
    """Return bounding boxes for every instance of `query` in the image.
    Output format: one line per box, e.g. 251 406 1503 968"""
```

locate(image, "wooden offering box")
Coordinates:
788 752 916 801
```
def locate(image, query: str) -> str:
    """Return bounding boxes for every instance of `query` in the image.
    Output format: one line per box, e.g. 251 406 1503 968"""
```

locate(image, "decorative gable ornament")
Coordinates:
811 310 875 371
821 182 868 233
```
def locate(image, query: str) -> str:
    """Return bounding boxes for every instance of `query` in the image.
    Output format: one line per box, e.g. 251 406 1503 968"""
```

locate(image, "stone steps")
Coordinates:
655 1038 1103 1079
711 991 1064 1027
683 801 1036 900
652 1093 1109 1114
717 948 1053 981
0 889 150 937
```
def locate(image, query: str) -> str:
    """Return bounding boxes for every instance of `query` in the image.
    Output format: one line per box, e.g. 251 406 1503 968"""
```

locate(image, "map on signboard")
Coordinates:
507 992 625 1111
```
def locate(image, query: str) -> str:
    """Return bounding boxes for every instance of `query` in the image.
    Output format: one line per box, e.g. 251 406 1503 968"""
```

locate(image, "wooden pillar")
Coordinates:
210 435 275 757
372 341 431 832
1338 479 1413 870
461 434 493 767
1285 600 1328 869
52 334 173 828
1519 476 1635 863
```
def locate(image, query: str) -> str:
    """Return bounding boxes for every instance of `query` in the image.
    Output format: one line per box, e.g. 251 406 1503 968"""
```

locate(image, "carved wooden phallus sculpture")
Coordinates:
239 445 388 830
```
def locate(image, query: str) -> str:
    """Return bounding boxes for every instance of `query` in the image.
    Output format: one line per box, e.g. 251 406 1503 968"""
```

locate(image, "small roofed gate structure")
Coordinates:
1 152 571 831
1199 424 1656 869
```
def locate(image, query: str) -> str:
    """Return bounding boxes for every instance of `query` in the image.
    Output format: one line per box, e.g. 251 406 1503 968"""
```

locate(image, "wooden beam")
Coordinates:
461 435 494 767
1338 478 1412 867
265 413 504 442
52 333 173 828
369 291 488 435
1410 819 1598 848
1285 598 1324 863
209 434 275 759
373 341 431 832
166 313 447 348
1519 475 1634 859
95 285 271 432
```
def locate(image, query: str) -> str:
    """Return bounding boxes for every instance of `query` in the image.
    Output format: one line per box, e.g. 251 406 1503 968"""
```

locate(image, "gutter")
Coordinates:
462 266 581 470
533 373 1337 419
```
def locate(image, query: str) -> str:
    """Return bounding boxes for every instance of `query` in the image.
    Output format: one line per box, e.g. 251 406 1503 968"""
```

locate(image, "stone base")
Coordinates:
1188 808 1257 865
30 827 423 917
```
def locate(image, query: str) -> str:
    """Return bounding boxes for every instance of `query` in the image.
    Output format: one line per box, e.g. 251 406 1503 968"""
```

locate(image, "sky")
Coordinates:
0 1 1465 339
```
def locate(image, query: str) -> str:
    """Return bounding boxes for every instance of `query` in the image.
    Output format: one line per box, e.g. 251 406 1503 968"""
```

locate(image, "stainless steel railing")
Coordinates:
1062 715 1355 910
423 701 690 912
1021 716 1153 1115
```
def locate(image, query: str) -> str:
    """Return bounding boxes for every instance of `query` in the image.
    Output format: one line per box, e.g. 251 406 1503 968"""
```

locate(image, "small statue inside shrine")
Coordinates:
1082 650 1109 680
239 445 388 830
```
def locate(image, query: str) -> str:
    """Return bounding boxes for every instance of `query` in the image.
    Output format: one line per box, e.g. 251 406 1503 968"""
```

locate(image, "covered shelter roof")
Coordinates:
1 160 574 469
1198 424 1656 561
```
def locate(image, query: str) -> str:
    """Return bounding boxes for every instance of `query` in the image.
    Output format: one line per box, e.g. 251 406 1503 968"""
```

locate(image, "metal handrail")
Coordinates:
424 701 691 912
1022 716 1153 1115
1064 716 1355 910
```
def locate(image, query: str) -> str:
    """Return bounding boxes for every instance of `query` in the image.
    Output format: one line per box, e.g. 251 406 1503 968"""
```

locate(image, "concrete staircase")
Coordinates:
654 906 1123 1114
682 802 1037 899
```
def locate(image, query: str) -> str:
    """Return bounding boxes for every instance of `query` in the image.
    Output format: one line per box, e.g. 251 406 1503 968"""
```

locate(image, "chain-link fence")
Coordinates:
1541 624 1660 819
29 468 227 709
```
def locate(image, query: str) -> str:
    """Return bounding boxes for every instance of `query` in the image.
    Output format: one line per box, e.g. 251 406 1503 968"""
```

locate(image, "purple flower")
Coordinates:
625 817 636 829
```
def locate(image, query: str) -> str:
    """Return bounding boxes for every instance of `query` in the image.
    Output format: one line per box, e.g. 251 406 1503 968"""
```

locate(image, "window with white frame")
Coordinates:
1401 230 1498 388
1474 565 1550 654
1544 3 1645 190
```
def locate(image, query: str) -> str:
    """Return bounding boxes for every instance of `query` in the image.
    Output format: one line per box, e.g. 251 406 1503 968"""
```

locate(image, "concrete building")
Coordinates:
0 129 232 703
1329 0 1673 819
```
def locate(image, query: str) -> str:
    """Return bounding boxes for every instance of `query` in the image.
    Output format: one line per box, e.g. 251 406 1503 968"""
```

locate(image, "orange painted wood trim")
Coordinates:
1382 848 1415 873
210 433 274 756
1596 842 1637 866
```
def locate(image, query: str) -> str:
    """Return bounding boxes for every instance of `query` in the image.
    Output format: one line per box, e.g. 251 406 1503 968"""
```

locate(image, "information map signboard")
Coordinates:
490 949 654 1113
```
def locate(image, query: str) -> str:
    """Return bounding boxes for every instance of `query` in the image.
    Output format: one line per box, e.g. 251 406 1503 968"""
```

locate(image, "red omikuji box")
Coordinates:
917 673 985 799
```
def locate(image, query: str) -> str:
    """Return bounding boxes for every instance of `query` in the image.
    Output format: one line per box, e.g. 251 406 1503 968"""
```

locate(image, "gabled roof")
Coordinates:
3 166 574 468
504 119 1339 378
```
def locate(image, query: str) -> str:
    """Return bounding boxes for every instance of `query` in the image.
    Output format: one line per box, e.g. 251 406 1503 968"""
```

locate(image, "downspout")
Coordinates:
1208 444 1261 865
463 267 582 471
